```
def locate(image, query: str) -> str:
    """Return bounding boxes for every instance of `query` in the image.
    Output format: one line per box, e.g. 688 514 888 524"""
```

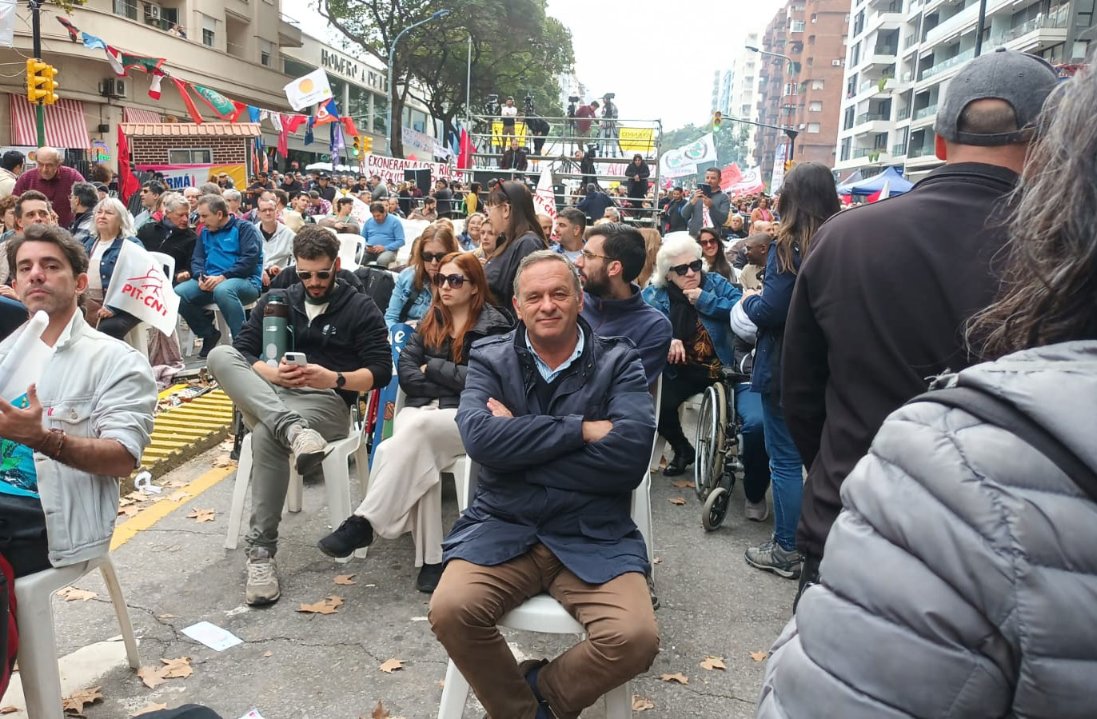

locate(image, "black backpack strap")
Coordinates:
909 386 1097 503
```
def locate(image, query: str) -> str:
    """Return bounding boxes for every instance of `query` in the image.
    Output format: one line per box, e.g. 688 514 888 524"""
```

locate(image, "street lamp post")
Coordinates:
746 45 799 170
386 8 450 156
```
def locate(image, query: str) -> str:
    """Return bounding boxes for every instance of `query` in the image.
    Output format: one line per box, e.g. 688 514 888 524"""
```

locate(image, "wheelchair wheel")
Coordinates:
702 486 730 531
694 383 727 500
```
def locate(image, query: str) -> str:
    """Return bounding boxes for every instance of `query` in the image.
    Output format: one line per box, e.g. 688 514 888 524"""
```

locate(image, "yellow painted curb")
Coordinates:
112 465 236 550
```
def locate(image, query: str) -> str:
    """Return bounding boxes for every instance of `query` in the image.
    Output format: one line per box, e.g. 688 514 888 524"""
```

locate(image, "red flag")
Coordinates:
278 114 307 158
227 101 248 123
340 116 359 138
719 163 743 191
56 16 81 42
457 128 473 170
116 127 140 203
171 78 204 123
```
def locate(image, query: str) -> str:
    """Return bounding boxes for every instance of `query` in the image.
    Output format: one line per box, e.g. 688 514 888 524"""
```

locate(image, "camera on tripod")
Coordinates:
603 92 616 100
567 95 579 118
524 95 535 114
484 93 500 116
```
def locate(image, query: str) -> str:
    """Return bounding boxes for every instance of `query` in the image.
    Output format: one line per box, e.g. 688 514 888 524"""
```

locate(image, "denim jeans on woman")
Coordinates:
761 393 803 551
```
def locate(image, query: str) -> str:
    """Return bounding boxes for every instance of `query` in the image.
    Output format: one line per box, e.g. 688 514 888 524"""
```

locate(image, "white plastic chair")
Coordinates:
202 300 257 347
648 373 703 474
224 410 370 563
436 471 653 718
15 554 140 719
336 233 364 272
390 386 475 513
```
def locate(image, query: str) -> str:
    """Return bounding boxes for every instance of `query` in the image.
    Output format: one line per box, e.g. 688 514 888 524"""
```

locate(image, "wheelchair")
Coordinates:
693 368 749 531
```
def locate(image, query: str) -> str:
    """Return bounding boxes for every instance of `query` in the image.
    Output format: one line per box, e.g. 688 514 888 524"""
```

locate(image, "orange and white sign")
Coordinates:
283 69 333 112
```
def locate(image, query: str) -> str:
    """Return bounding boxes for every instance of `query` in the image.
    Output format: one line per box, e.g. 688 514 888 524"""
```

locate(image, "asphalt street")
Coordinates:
4 423 796 719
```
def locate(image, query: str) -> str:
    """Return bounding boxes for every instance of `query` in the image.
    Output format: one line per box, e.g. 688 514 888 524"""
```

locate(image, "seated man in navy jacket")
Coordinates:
429 251 659 719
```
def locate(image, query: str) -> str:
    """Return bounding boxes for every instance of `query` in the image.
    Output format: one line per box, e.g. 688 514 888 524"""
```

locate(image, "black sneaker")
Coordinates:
415 562 444 593
198 329 222 359
318 515 374 558
662 445 696 477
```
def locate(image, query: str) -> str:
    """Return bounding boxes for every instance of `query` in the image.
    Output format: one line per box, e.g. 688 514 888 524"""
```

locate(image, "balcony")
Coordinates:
855 112 890 124
925 1 981 45
920 48 975 82
896 106 911 121
987 11 1070 51
907 144 935 158
852 147 890 161
912 103 938 121
892 142 908 156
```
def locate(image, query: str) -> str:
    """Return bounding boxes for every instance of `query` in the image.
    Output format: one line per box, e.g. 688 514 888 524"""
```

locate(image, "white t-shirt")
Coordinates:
501 105 518 123
87 239 111 291
304 302 328 323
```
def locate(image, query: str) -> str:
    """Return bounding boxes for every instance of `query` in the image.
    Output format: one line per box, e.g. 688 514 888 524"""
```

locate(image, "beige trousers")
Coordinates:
355 404 464 566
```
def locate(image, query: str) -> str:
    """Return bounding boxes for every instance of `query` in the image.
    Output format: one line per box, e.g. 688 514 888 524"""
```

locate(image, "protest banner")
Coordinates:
659 133 717 179
136 163 247 191
102 241 180 336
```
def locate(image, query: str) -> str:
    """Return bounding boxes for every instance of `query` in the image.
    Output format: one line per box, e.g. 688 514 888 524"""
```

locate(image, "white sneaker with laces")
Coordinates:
245 547 281 606
289 426 329 475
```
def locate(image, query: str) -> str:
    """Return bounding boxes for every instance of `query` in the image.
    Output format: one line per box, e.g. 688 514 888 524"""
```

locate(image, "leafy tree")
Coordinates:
317 0 574 158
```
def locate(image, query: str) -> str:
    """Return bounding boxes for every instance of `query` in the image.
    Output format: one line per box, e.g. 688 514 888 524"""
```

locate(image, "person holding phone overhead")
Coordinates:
206 225 392 607
681 167 730 238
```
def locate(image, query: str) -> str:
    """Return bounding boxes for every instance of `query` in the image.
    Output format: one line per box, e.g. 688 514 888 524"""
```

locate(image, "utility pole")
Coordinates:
974 0 988 56
29 0 45 147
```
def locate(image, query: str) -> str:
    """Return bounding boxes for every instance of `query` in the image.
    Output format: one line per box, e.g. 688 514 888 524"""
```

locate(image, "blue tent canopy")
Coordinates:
842 166 914 197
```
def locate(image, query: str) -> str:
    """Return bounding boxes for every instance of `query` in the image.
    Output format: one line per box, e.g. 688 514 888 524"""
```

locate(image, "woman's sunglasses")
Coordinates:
438 274 468 288
670 259 704 276
421 252 448 263
698 238 719 247
297 263 336 281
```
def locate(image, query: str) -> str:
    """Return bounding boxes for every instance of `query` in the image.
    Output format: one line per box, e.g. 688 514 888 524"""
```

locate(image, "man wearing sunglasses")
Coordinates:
207 225 392 606
576 222 671 385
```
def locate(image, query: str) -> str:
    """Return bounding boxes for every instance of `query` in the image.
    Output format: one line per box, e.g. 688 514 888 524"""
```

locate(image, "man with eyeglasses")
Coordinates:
207 225 391 606
254 198 295 287
13 147 85 228
133 182 166 231
575 222 671 385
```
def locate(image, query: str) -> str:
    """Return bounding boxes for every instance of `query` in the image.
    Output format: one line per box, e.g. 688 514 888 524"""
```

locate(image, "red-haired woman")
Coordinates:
319 252 511 592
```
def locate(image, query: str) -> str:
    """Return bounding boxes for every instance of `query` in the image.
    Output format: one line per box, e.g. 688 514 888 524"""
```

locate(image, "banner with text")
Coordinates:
361 154 467 186
770 144 787 193
103 241 180 336
136 163 248 191
617 127 656 154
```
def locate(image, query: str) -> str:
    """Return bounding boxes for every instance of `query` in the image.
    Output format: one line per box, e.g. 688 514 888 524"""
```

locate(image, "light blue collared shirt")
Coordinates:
525 327 585 383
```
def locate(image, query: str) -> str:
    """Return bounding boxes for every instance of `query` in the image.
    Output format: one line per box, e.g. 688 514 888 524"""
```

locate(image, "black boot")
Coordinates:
663 444 696 477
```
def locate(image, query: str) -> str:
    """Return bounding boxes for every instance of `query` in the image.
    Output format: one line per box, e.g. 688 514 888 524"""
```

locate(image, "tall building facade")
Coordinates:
719 33 764 164
834 0 1085 181
755 0 851 186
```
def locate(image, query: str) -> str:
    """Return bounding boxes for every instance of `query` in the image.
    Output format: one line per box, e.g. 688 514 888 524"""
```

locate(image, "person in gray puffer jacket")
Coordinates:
757 70 1097 717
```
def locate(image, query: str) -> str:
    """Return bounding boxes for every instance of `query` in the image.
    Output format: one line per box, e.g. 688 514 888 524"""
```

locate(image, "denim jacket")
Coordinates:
384 267 432 328
0 310 156 566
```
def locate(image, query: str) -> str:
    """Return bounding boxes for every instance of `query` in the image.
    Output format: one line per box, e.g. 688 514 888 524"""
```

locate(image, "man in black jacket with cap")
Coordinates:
781 49 1059 602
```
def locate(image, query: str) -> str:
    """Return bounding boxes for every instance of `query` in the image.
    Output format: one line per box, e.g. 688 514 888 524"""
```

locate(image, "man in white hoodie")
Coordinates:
255 197 294 287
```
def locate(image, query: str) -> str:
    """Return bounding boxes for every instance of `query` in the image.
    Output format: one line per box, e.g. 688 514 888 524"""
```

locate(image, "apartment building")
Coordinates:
755 0 851 187
835 0 1088 181
714 33 765 163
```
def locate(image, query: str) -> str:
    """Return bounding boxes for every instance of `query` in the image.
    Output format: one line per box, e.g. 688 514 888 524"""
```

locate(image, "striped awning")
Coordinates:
124 107 163 123
8 94 91 149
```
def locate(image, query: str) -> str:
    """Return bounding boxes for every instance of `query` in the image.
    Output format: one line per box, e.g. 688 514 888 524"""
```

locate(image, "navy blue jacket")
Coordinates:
446 318 656 584
576 191 616 221
743 242 799 397
580 284 672 385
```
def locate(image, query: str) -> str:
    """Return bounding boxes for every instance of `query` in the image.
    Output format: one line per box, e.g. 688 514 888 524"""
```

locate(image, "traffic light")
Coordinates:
351 135 361 157
713 110 722 129
26 59 59 105
361 135 373 154
784 160 794 172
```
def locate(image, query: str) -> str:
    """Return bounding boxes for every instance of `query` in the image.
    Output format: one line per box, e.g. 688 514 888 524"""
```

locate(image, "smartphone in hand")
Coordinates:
283 352 308 367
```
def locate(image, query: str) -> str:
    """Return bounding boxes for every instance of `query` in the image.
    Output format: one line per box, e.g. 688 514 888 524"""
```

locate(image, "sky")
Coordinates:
285 0 786 132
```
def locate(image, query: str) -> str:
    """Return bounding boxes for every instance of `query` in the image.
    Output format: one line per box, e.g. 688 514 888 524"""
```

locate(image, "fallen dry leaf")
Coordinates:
137 665 167 689
378 657 404 673
123 491 150 502
700 656 727 671
659 672 689 685
157 613 176 619
652 557 662 565
160 656 193 679
118 505 139 518
57 586 97 602
334 574 357 585
371 701 390 719
670 479 693 489
632 696 655 711
62 686 103 715
212 454 236 468
263 650 273 658
185 508 216 523
297 595 344 615
1 708 19 715
132 703 168 716
165 490 190 503
668 496 687 506
750 650 768 662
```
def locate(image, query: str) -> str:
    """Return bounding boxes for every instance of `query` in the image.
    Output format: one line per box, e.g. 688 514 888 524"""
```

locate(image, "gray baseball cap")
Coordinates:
934 48 1058 146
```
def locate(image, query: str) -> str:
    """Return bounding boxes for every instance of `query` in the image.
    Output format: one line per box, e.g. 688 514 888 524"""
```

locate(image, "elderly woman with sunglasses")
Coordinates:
320 252 511 592
642 232 741 476
385 224 460 328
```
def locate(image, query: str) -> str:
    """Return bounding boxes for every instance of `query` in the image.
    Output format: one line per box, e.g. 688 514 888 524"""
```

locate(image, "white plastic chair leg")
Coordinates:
97 557 140 669
285 470 304 514
224 434 254 550
604 681 632 719
16 582 64 719
437 659 472 719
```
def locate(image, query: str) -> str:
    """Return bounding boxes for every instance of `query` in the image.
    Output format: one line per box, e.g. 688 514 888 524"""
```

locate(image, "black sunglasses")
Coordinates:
297 262 336 281
438 274 468 288
421 252 448 263
670 259 703 276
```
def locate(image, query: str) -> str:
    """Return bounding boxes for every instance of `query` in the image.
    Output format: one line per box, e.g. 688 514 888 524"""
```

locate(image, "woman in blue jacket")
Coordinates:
385 223 459 328
741 162 839 580
643 232 741 476
81 197 144 339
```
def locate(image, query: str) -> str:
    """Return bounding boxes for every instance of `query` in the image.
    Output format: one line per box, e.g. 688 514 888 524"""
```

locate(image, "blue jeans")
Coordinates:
175 277 259 340
761 394 804 551
735 385 770 504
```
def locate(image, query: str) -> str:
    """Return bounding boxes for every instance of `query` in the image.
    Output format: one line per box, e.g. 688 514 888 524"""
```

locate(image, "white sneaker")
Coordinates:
745 498 769 522
289 426 329 475
245 547 281 606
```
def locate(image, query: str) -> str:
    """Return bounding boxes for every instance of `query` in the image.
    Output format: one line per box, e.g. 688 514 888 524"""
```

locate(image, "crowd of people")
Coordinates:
2 48 1096 717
